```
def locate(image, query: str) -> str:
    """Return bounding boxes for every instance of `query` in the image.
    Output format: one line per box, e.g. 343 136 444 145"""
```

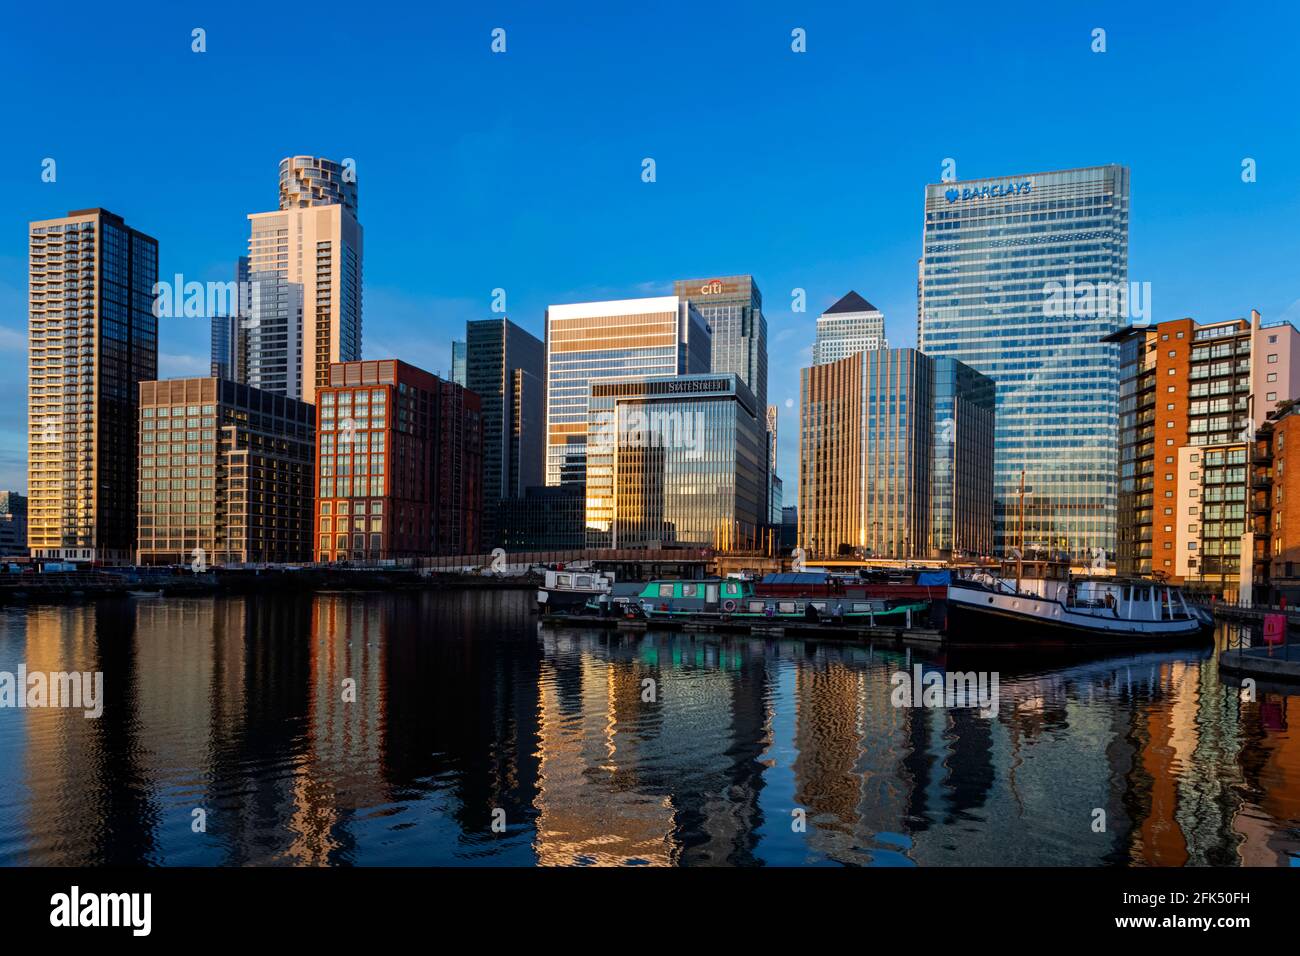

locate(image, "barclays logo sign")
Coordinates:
944 180 1033 203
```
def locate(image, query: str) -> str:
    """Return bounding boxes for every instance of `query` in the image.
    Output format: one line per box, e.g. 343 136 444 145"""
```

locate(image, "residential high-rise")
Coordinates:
279 156 358 215
1107 310 1300 588
247 156 363 405
210 257 251 382
466 318 545 545
28 208 158 563
919 165 1130 561
812 291 887 365
799 349 994 560
544 296 711 487
585 374 764 550
0 492 28 555
137 378 315 565
314 360 481 562
1250 400 1300 603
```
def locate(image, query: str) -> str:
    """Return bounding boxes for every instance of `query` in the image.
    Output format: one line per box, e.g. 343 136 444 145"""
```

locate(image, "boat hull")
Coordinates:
945 586 1210 647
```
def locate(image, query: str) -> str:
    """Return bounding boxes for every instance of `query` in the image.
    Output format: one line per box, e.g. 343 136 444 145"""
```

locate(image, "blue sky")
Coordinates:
2 0 1298 490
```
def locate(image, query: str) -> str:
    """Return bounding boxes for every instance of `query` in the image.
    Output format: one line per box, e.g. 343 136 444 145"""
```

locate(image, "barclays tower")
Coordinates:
918 165 1130 563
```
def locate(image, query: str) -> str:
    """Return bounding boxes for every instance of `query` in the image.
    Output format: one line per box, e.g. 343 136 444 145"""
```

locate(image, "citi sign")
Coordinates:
944 180 1033 203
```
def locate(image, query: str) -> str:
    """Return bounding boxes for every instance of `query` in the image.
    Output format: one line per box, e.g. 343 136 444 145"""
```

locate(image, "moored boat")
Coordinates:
945 557 1212 647
611 578 929 625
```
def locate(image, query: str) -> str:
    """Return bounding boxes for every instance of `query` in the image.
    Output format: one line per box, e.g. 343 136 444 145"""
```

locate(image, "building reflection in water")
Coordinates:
0 592 1296 866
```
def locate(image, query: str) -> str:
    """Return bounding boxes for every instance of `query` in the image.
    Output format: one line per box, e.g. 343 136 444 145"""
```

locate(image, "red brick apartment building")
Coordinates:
313 360 481 562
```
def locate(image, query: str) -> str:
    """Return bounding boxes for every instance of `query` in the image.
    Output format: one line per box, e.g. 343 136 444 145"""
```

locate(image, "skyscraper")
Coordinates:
674 276 773 525
919 165 1130 560
28 208 158 563
210 256 251 382
246 156 363 405
466 318 545 545
799 349 994 560
450 339 467 386
544 296 711 487
812 291 887 365
673 277 767 411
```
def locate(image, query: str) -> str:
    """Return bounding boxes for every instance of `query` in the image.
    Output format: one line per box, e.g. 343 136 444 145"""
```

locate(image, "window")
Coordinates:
1268 392 1277 402
1188 542 1197 550
1268 354 1278 364
1268 372 1277 382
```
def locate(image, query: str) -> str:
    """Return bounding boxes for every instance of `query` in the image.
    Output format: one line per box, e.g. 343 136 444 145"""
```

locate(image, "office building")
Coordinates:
812 291 887 365
673 276 767 411
466 318 545 544
314 360 481 562
545 296 711 487
497 485 586 552
0 492 28 555
210 257 251 382
1108 310 1300 586
919 165 1130 561
247 156 363 405
585 373 763 549
799 349 995 560
28 208 158 563
137 378 315 565
450 339 467 386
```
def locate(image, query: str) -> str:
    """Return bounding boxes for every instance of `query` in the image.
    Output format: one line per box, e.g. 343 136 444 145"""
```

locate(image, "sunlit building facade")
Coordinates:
1108 310 1300 584
799 349 994 559
919 165 1129 561
544 296 711 487
137 377 315 565
585 374 763 550
247 156 363 405
28 208 158 563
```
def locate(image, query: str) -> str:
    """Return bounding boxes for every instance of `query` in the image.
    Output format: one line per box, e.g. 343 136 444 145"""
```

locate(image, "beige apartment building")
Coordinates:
28 208 158 564
246 157 363 406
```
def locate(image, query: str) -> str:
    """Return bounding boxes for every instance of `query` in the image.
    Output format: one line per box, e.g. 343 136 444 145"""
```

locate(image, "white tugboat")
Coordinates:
945 555 1212 647
536 567 615 613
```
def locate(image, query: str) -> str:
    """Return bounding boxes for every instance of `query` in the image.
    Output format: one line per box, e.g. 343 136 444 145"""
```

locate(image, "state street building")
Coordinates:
584 374 763 550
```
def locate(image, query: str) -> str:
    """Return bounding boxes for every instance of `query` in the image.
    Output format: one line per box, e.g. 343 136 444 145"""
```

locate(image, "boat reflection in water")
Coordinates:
0 590 1296 866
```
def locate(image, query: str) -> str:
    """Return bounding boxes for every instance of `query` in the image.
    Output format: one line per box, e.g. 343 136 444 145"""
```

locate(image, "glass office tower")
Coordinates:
585 374 763 550
545 296 711 487
466 317 545 545
799 349 994 560
919 165 1129 561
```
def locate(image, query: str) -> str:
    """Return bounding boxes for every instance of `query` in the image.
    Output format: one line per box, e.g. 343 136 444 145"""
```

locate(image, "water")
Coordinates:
0 589 1296 866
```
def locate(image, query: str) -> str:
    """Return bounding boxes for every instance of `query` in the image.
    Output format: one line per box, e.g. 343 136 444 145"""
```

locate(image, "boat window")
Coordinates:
778 602 796 614
681 583 697 597
748 601 766 613
576 576 591 588
811 602 828 611
658 584 675 598
557 574 572 587
724 582 739 596
853 603 872 613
